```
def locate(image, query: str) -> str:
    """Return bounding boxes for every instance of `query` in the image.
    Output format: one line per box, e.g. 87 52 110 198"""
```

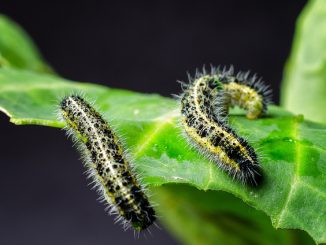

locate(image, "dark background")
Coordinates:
0 1 306 244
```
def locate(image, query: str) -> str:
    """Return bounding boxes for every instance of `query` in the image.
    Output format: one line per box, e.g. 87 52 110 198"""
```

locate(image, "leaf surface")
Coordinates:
0 67 325 243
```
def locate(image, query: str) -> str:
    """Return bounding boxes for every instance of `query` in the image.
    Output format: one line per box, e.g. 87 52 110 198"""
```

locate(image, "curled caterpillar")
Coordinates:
179 66 271 185
211 66 272 119
60 95 156 231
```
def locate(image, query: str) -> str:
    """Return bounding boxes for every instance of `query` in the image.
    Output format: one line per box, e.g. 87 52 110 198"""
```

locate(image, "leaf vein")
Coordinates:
275 118 301 227
133 112 176 157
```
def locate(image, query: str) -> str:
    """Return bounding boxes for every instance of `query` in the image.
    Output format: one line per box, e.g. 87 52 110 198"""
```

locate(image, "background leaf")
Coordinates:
281 0 326 124
0 14 52 73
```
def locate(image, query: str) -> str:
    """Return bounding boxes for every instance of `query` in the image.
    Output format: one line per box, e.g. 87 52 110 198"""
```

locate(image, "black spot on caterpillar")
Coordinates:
60 95 156 231
178 66 272 185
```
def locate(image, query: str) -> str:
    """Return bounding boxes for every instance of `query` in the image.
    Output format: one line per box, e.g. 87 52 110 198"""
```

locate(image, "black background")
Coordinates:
0 1 306 244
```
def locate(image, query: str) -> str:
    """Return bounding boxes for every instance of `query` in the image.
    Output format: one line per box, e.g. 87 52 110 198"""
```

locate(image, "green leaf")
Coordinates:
281 0 326 124
153 184 314 245
0 67 325 243
0 15 52 73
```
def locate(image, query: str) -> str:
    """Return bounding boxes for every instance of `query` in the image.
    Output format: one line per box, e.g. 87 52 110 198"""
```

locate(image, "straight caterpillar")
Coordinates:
60 95 156 231
179 66 272 185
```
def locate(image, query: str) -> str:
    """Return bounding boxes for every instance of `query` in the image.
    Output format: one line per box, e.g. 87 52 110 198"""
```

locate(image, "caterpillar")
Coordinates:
60 95 156 232
179 66 272 185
